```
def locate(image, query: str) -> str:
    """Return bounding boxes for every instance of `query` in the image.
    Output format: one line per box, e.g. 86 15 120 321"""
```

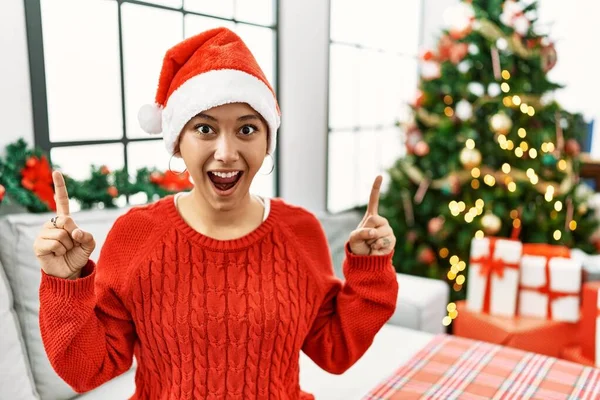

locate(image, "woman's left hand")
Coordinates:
348 175 396 256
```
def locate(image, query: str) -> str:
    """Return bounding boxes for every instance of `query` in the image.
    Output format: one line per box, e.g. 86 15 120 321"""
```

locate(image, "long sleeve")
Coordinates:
298 215 399 375
38 213 142 393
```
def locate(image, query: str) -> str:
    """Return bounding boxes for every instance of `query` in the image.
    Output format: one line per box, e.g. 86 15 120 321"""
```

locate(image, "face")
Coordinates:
176 102 269 211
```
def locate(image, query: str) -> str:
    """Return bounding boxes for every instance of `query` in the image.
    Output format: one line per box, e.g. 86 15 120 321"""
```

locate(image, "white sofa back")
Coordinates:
0 207 133 400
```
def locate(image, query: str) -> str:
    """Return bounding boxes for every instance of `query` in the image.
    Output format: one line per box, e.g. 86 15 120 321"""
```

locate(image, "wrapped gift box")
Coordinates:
466 237 522 317
518 244 582 322
580 281 600 367
571 248 600 282
560 345 595 367
454 300 578 358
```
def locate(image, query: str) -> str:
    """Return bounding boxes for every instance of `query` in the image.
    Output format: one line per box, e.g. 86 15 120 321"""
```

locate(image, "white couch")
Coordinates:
0 204 448 400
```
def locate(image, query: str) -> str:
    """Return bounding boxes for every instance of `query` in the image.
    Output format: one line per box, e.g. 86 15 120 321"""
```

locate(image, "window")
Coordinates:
327 0 423 213
24 0 279 205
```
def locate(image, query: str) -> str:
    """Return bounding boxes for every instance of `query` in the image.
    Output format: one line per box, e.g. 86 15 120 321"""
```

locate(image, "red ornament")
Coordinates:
414 141 430 157
26 157 37 168
565 139 581 157
437 35 468 65
421 50 435 61
151 170 194 192
527 37 542 49
414 90 425 108
405 126 423 155
428 217 445 235
107 186 118 198
541 43 558 72
21 178 34 191
448 175 461 195
149 171 162 184
20 155 56 211
0 184 5 202
418 247 436 265
406 230 418 243
100 165 110 175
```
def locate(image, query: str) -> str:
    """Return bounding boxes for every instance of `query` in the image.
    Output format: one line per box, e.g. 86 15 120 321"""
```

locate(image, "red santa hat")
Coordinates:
137 27 281 156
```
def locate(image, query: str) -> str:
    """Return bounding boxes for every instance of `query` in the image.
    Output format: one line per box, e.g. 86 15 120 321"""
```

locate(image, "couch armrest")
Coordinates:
387 273 450 334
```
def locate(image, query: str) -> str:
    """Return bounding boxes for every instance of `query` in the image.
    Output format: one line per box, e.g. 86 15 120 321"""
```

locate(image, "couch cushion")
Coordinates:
0 258 39 400
315 210 362 278
390 273 449 334
75 369 136 400
0 207 131 400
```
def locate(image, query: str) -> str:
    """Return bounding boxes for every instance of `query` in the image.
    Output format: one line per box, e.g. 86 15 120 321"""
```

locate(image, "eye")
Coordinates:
239 125 258 136
194 124 215 135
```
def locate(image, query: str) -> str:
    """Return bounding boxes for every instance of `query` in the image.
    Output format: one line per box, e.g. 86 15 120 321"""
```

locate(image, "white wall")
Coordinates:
278 0 330 212
0 0 34 156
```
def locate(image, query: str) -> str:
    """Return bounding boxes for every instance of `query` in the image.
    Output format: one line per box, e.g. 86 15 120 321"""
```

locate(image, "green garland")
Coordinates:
0 138 193 213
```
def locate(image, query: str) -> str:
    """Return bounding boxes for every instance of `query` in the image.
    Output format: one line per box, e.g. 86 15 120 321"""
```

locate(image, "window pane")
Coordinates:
234 24 275 88
328 44 359 130
184 14 235 38
50 143 124 181
356 130 379 207
40 0 122 142
139 0 182 7
358 0 422 55
184 0 234 19
378 127 404 172
330 0 361 44
127 140 176 175
380 54 418 126
327 131 357 213
121 3 183 139
357 49 383 127
235 0 274 26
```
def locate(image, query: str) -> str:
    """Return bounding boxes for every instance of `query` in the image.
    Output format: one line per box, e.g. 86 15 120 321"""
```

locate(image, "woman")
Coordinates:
34 27 398 399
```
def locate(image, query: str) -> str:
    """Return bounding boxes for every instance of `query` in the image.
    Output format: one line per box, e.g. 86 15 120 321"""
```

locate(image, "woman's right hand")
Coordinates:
33 171 96 280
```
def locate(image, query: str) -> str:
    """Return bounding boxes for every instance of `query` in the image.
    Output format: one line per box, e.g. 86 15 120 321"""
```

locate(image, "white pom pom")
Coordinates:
138 103 163 134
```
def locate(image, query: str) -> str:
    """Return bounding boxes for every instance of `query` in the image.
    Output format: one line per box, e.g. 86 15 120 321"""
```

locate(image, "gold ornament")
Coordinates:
490 113 513 135
459 147 482 169
481 211 502 235
578 203 588 215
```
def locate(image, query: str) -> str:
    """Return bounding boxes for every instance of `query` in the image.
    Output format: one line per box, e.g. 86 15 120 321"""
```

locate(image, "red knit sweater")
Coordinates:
39 196 399 399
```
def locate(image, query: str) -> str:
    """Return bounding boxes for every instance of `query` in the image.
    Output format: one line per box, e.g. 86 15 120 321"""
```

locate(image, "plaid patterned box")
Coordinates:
363 334 600 400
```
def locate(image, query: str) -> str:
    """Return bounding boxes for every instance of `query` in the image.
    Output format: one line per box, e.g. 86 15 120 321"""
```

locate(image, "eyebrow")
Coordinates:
195 113 261 122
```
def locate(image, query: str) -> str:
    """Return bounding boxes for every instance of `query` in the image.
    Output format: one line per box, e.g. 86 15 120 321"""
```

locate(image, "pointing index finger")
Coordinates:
52 171 70 216
366 175 383 216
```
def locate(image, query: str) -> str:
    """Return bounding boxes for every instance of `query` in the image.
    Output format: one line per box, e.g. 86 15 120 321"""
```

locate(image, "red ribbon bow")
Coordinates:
471 238 519 314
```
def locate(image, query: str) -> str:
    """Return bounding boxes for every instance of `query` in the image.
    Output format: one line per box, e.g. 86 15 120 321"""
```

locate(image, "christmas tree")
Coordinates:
380 0 599 305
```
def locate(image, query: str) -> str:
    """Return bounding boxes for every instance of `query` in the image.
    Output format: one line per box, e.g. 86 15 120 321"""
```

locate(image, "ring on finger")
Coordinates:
51 216 58 228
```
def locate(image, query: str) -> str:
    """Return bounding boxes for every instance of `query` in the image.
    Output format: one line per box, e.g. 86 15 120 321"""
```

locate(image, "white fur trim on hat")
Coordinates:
138 103 163 134
160 69 280 156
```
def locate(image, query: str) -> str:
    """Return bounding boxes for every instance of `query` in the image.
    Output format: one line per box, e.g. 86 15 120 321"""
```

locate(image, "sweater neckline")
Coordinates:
164 193 280 251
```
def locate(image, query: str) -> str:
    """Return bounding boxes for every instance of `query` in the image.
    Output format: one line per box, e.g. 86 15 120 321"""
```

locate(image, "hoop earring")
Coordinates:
168 153 187 175
260 153 275 175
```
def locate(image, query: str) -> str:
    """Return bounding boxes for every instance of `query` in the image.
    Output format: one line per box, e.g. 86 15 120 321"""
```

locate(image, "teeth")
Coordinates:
212 171 239 178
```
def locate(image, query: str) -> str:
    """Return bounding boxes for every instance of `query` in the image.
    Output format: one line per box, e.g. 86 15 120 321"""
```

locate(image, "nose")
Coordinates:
213 133 239 164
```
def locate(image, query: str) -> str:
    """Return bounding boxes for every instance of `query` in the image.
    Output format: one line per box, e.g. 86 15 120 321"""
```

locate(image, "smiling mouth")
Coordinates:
207 171 243 192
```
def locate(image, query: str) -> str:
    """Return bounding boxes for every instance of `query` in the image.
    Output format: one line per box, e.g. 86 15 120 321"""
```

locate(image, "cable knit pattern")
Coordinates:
38 196 399 399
